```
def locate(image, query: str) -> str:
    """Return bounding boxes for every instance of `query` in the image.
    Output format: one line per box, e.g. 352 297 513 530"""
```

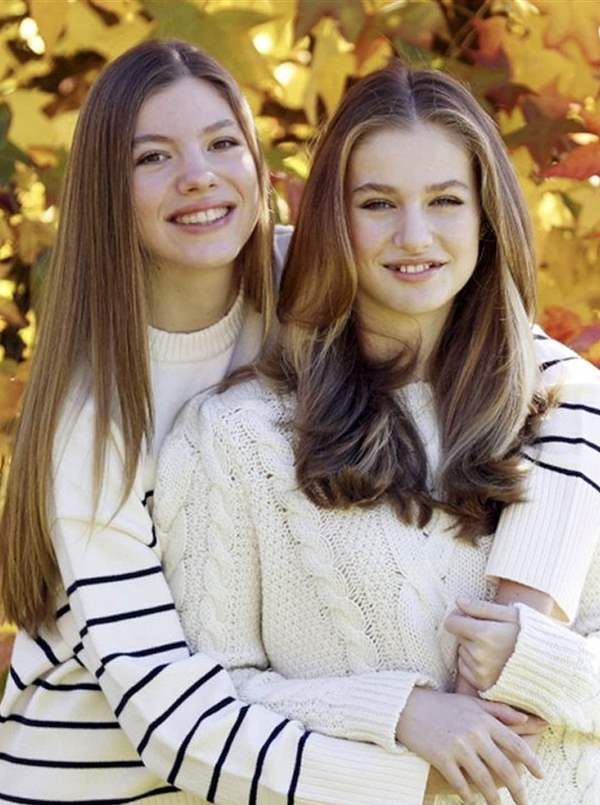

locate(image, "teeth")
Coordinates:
174 207 229 225
388 262 437 274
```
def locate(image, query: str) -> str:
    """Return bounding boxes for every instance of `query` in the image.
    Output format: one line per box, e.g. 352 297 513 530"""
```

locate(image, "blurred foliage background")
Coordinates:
0 0 599 675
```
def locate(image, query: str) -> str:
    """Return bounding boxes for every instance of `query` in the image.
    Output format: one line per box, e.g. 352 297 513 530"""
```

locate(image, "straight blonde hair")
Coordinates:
1 40 274 632
262 63 546 539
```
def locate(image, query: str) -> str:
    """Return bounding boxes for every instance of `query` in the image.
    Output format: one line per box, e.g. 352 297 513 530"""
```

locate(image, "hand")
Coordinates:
454 671 548 738
396 688 543 805
445 598 520 691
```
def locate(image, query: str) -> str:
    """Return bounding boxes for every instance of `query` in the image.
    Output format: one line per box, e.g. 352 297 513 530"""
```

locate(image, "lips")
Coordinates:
168 204 234 225
384 260 445 275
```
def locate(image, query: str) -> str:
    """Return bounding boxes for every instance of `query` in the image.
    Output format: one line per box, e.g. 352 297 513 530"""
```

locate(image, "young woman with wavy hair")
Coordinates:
156 63 600 804
0 41 441 804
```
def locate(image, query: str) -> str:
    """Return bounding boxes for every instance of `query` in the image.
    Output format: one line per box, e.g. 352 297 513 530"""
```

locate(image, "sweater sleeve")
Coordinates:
486 339 600 622
480 593 600 736
47 388 429 805
155 392 434 770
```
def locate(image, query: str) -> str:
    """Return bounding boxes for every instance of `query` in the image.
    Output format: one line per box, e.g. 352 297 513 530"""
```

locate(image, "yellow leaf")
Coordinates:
304 16 355 124
55 1 151 61
30 0 68 52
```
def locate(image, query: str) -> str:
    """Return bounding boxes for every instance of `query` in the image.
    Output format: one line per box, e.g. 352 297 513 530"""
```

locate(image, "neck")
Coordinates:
357 305 450 381
149 261 239 333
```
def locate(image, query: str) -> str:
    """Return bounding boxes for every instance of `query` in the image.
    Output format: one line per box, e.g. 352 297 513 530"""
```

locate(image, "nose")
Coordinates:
176 151 218 194
392 205 433 254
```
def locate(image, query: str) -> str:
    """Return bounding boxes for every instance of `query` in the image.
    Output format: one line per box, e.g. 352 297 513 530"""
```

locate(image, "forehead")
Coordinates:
135 76 237 134
348 123 474 188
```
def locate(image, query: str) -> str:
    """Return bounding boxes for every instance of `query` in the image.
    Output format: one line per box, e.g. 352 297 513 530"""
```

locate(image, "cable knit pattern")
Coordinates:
155 338 600 805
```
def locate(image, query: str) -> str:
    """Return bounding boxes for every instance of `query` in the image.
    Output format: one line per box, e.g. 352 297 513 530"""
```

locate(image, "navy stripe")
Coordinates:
35 636 60 666
167 696 234 785
288 731 311 805
522 453 600 494
0 713 119 730
559 401 600 417
0 752 143 769
0 785 179 805
250 720 290 805
142 489 154 507
9 666 26 691
534 334 549 341
149 524 157 549
540 356 579 372
66 565 161 597
31 675 101 692
55 603 70 619
96 640 188 679
114 663 168 718
532 435 600 454
206 704 250 802
137 664 222 754
80 603 175 638
73 641 83 654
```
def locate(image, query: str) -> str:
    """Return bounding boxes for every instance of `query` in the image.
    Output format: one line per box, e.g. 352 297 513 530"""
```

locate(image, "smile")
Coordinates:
169 206 232 226
384 261 445 275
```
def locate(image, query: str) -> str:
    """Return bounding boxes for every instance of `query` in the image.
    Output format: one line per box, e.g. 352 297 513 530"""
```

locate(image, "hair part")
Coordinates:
262 62 546 540
1 40 274 632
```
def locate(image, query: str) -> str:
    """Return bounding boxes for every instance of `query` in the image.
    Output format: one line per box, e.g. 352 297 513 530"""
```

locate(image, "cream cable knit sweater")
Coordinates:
155 337 600 805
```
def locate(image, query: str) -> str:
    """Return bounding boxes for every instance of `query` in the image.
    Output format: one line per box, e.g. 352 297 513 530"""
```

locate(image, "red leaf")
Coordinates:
541 141 600 180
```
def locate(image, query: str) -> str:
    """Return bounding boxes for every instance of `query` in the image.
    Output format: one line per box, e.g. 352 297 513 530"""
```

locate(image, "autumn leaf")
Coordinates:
504 97 583 167
541 141 600 181
295 0 366 43
29 0 68 52
144 1 273 88
539 305 583 344
538 0 600 64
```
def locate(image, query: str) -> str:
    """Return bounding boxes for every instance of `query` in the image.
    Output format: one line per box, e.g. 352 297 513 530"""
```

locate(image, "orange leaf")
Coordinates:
540 306 583 344
541 142 600 180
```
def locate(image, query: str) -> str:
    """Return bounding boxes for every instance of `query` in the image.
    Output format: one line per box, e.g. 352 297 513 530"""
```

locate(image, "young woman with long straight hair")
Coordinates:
0 41 451 804
155 63 600 804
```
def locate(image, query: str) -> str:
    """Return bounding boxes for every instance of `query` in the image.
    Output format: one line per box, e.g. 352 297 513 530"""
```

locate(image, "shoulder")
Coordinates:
155 378 291 529
533 325 600 398
159 378 290 474
272 224 294 286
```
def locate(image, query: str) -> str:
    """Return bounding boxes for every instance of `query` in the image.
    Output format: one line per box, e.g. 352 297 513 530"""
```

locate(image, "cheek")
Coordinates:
349 214 383 262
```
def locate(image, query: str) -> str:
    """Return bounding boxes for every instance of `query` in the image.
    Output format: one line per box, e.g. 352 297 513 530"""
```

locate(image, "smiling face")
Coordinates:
347 122 481 345
132 76 260 278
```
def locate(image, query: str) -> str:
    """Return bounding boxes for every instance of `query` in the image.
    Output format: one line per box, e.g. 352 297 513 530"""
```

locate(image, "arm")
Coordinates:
155 393 435 754
487 346 600 623
52 392 430 805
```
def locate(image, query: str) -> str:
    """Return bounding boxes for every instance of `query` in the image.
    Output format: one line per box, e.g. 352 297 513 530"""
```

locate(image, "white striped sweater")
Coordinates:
0 230 431 804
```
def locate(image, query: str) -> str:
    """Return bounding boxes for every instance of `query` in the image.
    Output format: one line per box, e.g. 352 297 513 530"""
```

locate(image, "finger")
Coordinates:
459 752 502 805
511 716 549 736
457 654 480 691
494 724 544 780
478 700 528 725
435 762 475 804
456 596 518 623
445 612 485 640
479 737 528 805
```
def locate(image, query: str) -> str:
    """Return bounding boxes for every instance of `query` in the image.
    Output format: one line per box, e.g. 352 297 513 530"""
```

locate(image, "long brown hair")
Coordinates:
1 40 273 632
263 63 545 539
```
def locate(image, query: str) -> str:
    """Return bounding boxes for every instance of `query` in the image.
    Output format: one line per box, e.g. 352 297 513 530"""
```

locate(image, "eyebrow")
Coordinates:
133 118 238 147
351 179 471 195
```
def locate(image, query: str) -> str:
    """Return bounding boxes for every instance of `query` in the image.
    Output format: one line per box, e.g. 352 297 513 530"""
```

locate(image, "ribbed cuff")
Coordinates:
486 464 600 622
329 671 434 752
297 732 429 805
480 603 584 721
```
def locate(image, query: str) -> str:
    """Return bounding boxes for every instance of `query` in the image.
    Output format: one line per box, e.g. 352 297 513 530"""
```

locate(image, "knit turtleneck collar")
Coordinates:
148 285 245 364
